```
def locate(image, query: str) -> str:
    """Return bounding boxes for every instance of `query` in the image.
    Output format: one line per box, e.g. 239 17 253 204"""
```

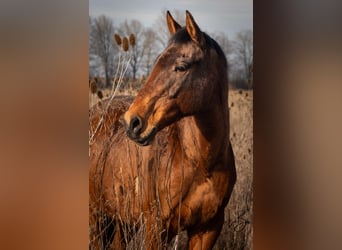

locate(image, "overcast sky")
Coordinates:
89 0 252 39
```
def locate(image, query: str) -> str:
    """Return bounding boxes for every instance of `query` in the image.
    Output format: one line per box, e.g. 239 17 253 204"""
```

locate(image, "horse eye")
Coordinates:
174 65 188 72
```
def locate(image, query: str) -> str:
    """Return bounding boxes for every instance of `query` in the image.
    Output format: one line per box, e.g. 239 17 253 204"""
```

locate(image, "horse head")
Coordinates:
123 10 227 146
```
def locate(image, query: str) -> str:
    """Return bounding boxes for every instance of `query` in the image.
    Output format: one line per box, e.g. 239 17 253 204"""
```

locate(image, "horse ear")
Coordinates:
166 11 181 35
185 10 205 47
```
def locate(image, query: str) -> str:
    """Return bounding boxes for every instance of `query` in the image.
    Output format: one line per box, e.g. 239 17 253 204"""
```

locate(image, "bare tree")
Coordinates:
90 15 116 88
141 28 159 76
232 30 253 86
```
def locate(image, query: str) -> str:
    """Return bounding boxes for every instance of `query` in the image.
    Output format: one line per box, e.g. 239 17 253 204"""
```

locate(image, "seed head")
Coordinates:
114 34 122 46
122 37 129 51
97 90 103 99
129 34 135 47
90 80 97 94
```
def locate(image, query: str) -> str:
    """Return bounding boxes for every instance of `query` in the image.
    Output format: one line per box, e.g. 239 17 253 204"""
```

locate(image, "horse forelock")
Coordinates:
168 28 227 67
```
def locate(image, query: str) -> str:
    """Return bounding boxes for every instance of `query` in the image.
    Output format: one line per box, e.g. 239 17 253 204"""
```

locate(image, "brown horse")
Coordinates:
89 10 236 249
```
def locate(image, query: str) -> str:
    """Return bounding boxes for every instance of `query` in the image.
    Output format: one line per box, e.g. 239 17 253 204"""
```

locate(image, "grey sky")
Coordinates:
89 0 252 39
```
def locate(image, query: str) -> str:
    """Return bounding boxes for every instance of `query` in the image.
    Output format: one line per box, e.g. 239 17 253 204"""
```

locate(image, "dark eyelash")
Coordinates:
174 64 188 72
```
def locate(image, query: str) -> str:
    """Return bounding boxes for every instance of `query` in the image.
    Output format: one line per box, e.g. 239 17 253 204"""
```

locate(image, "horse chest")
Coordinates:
163 174 223 234
155 157 223 227
156 159 196 215
186 177 221 221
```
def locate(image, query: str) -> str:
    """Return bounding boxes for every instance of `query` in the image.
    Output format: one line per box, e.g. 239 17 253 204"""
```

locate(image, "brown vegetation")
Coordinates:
129 34 135 47
89 87 253 249
214 89 253 249
122 37 129 51
114 34 122 46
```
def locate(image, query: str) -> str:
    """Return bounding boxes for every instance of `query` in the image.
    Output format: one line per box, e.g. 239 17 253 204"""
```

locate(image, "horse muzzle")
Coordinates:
123 114 157 146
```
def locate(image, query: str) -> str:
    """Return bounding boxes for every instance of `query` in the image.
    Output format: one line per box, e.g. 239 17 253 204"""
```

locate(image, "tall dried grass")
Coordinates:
89 33 133 145
89 87 253 249
214 89 253 249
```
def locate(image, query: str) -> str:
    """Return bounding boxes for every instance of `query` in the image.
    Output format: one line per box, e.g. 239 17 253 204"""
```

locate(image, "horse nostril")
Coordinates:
130 116 142 135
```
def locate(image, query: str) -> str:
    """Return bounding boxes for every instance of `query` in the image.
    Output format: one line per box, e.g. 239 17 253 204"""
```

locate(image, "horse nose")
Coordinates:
129 116 143 137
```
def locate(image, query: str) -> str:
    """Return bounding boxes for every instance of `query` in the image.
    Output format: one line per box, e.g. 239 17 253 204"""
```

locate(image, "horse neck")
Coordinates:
176 97 229 169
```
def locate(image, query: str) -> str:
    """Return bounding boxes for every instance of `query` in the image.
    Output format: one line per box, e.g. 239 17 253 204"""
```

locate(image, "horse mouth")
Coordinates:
132 127 157 146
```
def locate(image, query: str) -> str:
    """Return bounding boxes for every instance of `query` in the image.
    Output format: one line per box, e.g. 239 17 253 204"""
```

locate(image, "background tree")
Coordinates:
231 30 253 88
141 28 159 76
89 15 116 88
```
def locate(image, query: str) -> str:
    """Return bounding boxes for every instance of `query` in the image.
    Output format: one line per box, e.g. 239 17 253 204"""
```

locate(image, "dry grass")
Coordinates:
213 89 253 249
89 86 253 249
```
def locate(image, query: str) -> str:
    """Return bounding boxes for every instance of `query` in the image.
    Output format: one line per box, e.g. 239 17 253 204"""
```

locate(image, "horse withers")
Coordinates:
89 10 236 249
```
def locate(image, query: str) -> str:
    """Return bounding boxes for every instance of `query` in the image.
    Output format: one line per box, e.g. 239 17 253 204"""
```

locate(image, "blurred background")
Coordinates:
88 0 253 92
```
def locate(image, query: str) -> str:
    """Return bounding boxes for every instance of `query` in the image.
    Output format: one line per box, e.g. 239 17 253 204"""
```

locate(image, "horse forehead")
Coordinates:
158 43 203 64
